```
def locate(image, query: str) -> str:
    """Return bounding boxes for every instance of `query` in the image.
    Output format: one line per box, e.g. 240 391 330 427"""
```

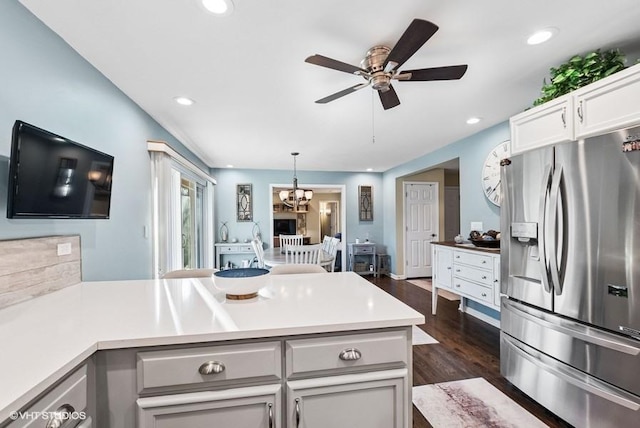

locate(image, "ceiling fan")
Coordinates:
305 19 468 110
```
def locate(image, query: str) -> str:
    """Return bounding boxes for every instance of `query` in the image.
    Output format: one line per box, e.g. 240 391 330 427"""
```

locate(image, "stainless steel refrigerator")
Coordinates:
500 126 640 427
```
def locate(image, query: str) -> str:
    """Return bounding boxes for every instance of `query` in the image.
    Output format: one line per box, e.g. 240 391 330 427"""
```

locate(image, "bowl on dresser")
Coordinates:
469 238 500 248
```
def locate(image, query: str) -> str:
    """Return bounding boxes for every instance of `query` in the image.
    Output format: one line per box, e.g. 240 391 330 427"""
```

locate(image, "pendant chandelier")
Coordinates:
279 152 313 208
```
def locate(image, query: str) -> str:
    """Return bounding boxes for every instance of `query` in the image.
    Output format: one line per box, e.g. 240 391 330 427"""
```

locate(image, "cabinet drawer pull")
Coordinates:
577 100 584 123
455 269 461 272
268 403 274 428
482 260 487 264
447 266 451 270
198 360 225 375
295 398 301 428
482 275 487 280
45 404 75 428
455 255 460 259
455 284 461 288
482 293 487 297
561 107 566 128
339 348 362 361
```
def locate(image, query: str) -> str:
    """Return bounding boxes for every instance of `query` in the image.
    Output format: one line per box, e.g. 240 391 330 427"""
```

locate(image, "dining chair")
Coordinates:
250 238 266 268
285 244 322 264
162 268 217 279
270 264 328 275
279 234 303 253
319 237 340 272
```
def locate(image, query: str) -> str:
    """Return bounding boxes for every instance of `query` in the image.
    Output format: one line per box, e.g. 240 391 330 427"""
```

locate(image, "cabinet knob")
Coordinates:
45 404 75 428
447 267 451 270
482 293 487 297
339 348 362 361
482 275 487 280
482 260 487 264
198 360 226 375
455 284 460 288
455 269 461 272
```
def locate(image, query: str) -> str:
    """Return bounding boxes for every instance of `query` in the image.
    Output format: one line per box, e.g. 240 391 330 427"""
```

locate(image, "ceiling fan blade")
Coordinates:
315 83 370 104
305 54 368 75
384 19 439 72
397 64 468 81
378 85 400 110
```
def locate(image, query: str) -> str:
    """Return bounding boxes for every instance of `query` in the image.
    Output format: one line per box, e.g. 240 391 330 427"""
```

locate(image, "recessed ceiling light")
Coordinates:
366 168 373 172
527 28 557 45
174 96 195 106
466 117 481 125
226 164 234 168
201 0 234 16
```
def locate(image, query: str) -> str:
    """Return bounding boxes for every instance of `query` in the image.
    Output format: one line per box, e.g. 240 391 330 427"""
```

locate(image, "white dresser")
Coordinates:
431 242 501 325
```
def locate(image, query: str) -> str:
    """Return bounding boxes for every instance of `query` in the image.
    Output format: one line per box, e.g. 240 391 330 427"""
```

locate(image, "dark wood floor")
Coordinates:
366 275 572 428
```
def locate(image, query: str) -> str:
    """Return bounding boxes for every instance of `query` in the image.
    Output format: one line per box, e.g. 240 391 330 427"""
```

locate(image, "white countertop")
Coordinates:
0 272 423 421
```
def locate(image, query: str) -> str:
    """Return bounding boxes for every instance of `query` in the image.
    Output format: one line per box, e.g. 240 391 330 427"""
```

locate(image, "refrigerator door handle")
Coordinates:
538 165 553 293
503 333 640 411
548 165 564 295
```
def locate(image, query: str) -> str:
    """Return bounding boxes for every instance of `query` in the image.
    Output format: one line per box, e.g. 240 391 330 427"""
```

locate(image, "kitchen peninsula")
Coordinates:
0 272 423 427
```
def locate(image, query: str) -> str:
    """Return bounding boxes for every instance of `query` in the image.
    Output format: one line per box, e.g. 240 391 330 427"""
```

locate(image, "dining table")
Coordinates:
263 245 334 267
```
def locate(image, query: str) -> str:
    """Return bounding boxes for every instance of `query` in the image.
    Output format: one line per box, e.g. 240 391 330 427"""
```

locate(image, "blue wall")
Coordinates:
212 168 384 248
0 1 205 280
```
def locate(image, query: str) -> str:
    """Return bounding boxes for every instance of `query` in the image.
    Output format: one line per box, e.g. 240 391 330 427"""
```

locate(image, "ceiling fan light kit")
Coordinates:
305 19 468 110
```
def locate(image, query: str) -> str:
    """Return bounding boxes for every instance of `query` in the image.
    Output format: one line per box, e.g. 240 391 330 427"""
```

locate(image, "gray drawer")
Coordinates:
10 364 88 428
453 263 494 286
137 341 281 392
351 245 375 255
285 330 408 378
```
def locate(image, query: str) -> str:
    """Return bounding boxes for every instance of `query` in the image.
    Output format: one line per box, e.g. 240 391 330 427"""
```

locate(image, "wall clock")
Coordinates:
482 140 510 206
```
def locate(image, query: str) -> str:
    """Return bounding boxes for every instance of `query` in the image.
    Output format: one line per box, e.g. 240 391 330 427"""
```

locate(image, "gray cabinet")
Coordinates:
137 385 281 428
347 243 376 275
287 370 407 428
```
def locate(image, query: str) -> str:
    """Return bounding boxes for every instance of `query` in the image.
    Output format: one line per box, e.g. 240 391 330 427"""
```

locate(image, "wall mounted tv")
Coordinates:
7 120 114 219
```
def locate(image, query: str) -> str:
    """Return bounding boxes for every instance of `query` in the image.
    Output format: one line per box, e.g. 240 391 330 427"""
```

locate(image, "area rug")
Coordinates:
412 325 439 345
413 378 547 428
407 278 461 301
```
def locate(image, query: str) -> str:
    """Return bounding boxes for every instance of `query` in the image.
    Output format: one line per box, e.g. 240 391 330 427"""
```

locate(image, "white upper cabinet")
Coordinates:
510 95 574 155
573 64 640 139
510 63 640 155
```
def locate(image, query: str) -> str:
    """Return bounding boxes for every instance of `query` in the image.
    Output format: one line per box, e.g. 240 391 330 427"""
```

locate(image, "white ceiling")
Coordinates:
20 0 640 172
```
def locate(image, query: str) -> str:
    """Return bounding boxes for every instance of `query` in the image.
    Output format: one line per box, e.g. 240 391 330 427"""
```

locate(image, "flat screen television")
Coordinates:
274 219 296 235
7 120 114 219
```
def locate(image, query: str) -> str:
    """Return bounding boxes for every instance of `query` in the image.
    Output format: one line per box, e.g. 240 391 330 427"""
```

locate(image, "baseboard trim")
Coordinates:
462 306 501 329
390 273 406 280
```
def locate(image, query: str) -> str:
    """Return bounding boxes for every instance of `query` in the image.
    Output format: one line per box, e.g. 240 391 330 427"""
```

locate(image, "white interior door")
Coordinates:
405 182 439 278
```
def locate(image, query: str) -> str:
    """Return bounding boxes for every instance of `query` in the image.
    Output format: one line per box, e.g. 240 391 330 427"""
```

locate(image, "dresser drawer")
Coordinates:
453 250 493 269
351 245 375 255
11 364 88 428
453 264 493 286
137 341 281 392
285 330 408 378
218 245 252 253
453 278 493 305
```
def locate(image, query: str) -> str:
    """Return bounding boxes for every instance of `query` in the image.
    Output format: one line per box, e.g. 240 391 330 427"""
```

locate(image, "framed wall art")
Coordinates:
358 185 373 221
236 184 252 222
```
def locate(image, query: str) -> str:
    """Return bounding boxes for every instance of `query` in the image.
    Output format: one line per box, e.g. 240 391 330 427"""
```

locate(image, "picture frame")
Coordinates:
236 184 252 222
358 185 373 221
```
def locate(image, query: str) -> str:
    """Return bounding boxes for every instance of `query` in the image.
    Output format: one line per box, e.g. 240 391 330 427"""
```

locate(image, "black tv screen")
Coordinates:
274 219 296 235
7 121 114 219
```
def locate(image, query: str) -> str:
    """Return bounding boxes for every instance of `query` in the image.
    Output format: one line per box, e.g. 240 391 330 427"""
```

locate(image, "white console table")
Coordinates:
214 242 254 269
431 242 501 325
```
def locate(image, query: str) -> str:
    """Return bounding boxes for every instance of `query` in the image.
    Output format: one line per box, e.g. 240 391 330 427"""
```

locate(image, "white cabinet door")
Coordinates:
137 384 281 428
287 369 408 428
574 63 640 139
433 246 452 289
510 95 573 155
